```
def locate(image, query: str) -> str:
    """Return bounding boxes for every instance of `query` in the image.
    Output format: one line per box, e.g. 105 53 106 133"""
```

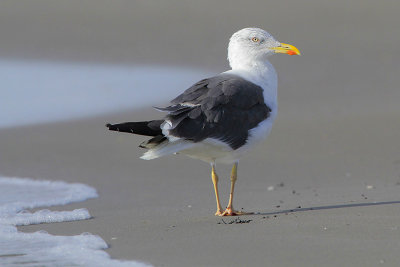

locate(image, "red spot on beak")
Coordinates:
287 50 297 55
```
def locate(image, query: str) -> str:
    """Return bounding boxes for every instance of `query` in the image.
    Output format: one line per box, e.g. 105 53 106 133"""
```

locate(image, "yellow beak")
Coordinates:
270 43 301 55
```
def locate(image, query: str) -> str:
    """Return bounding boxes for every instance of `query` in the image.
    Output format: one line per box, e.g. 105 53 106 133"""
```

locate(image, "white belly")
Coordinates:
180 112 276 164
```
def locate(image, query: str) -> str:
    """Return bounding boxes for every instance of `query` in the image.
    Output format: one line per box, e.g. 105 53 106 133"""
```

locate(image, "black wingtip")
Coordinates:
106 123 121 132
105 123 116 131
105 121 163 136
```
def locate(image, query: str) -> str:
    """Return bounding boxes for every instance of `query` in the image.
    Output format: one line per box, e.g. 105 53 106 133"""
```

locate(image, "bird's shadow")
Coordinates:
255 200 400 216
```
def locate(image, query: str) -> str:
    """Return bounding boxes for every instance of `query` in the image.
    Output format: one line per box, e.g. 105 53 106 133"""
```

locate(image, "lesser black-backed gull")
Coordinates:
106 28 300 216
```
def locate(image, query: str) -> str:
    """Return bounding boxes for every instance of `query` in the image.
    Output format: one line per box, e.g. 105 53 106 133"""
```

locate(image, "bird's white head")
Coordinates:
227 28 300 70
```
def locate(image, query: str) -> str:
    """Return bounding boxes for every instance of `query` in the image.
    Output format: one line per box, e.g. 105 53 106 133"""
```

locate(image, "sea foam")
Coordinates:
0 176 150 267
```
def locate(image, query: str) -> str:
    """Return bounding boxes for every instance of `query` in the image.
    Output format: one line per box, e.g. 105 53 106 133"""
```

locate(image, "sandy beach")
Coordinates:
1 0 400 266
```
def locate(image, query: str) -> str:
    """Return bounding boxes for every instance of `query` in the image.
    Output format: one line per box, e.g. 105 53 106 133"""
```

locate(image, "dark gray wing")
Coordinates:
159 73 271 150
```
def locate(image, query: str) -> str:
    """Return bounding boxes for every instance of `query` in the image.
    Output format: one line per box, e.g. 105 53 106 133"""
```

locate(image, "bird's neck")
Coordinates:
230 58 270 75
230 60 275 86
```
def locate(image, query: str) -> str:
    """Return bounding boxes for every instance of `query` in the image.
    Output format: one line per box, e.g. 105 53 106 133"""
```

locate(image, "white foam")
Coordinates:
0 176 151 267
0 60 211 129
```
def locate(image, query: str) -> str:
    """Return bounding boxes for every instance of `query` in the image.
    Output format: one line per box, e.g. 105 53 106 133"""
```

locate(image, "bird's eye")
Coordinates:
251 37 260 42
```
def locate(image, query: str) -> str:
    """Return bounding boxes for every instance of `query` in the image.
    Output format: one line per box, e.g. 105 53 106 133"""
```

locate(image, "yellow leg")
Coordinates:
221 162 253 216
227 162 237 211
211 164 223 216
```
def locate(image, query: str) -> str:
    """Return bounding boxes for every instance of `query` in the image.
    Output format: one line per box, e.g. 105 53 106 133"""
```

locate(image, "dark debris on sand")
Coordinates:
218 217 253 225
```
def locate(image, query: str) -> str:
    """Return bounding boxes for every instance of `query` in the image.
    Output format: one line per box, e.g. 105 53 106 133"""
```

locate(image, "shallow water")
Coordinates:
0 60 210 128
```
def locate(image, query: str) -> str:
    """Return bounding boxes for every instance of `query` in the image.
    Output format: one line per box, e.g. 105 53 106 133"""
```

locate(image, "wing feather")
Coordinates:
159 74 271 149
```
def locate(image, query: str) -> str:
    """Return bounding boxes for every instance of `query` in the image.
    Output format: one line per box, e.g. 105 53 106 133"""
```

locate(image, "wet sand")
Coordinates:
1 0 400 266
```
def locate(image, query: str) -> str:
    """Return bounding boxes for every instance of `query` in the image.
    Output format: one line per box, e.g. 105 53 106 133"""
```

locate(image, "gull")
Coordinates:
106 28 300 216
